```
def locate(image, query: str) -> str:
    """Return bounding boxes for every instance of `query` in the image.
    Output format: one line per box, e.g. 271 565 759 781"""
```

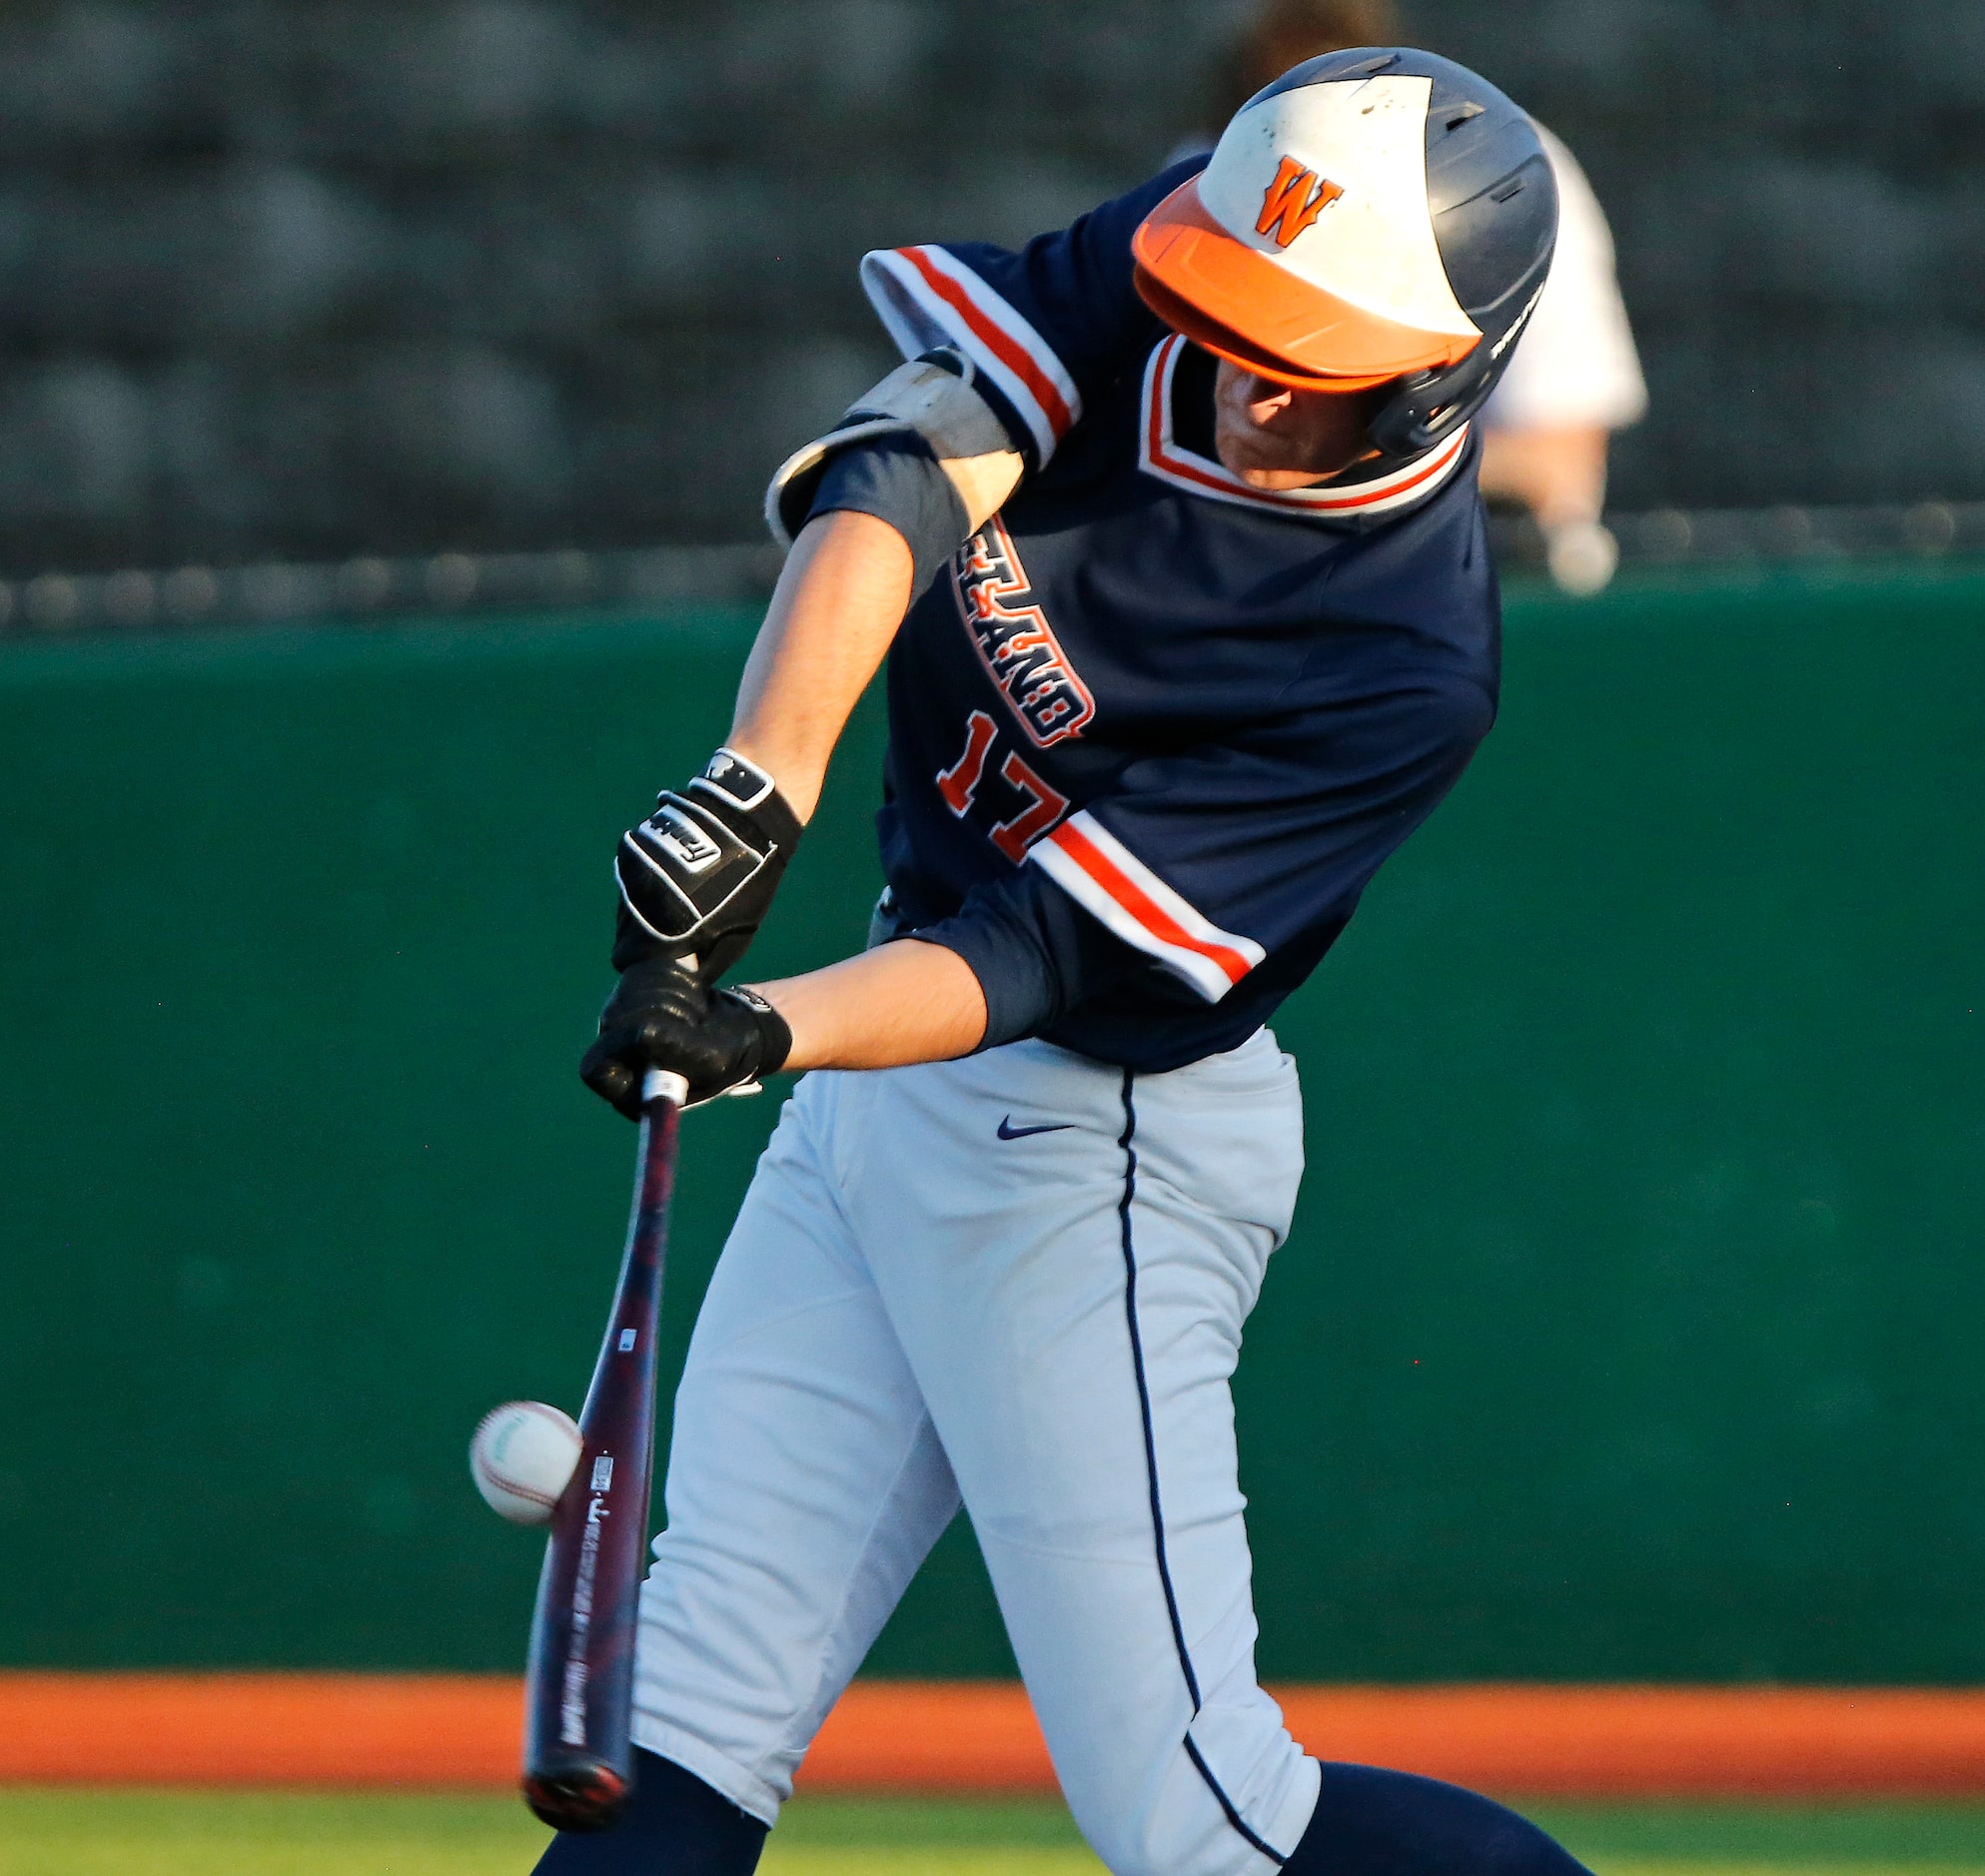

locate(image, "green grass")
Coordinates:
1528 1802 1985 1876
4 1791 1985 1876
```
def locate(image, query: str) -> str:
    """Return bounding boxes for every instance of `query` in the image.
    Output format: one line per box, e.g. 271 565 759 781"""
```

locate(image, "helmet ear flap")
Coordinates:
1368 252 1553 460
1367 339 1500 458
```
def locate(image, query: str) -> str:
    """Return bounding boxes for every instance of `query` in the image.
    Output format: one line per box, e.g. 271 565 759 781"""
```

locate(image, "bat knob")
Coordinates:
641 1068 689 1106
523 1758 631 1832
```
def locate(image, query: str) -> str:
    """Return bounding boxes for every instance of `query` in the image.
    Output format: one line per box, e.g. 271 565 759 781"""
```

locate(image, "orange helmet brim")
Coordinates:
1132 178 1480 391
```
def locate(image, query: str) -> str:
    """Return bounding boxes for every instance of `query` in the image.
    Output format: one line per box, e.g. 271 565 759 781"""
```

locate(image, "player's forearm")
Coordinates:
751 940 987 1071
725 509 914 824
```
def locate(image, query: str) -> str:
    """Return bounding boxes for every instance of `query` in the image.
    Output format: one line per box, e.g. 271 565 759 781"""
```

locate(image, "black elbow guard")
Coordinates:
803 436 971 597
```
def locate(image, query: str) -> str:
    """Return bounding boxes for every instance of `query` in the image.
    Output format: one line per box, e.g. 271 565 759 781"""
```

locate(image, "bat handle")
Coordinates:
641 1068 689 1107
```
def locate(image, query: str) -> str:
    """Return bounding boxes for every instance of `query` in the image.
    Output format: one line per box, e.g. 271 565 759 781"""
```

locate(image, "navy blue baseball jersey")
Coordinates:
831 162 1500 1074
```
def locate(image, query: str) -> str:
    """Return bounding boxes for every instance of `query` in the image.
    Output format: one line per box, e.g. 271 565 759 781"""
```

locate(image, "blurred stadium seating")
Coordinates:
0 1 1979 573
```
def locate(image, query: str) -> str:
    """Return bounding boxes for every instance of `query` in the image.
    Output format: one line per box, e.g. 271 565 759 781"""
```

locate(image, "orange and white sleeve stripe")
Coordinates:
1029 811 1266 1004
859 246 1082 466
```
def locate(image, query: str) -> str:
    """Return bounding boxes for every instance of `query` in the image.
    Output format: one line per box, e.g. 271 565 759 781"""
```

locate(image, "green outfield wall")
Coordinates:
3 566 1982 1681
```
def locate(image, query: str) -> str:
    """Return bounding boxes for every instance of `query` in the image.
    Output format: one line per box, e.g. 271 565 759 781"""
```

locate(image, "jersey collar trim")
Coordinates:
1137 334 1470 519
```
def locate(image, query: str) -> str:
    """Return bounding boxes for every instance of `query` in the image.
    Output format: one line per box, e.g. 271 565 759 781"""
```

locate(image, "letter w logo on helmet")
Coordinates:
1254 156 1344 248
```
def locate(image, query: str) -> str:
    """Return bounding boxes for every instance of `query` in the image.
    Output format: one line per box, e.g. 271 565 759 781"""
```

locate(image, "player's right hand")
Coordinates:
579 957 793 1119
613 748 802 982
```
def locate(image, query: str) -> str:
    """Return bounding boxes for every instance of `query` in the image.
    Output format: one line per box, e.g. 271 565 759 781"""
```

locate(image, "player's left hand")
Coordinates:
579 958 793 1119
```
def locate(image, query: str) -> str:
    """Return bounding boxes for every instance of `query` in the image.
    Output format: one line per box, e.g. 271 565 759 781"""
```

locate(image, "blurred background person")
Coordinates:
1190 0 1647 592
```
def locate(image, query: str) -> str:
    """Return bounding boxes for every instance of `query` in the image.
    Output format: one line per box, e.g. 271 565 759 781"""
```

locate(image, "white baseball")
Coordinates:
470 1401 582 1524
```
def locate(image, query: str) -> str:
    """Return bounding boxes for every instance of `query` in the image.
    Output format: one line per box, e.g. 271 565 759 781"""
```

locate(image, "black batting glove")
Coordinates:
579 958 794 1120
613 748 802 983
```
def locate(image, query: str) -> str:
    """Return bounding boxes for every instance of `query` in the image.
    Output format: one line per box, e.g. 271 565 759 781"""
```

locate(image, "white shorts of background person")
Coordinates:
627 1027 1315 1876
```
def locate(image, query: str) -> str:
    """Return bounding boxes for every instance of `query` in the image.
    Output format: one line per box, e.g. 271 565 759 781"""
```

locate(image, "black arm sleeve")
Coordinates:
804 435 972 600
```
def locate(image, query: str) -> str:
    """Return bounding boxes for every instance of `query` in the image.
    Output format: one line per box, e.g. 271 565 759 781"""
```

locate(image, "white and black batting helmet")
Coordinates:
1133 47 1558 458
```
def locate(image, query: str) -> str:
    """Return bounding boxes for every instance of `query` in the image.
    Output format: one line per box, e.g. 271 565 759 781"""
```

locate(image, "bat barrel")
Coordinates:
521 1078 682 1833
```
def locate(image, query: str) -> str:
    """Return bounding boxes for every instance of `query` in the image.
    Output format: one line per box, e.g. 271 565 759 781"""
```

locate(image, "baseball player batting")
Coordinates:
548 46 1594 1876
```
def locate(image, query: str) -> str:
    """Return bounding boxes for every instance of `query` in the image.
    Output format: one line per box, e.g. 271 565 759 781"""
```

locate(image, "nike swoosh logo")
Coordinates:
997 1116 1072 1140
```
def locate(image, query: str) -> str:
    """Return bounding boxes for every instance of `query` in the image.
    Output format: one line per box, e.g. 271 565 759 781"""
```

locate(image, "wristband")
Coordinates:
718 986 793 1079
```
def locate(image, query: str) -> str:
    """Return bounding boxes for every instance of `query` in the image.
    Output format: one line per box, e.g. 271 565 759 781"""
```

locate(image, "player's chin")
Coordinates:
1233 461 1350 491
1227 445 1368 490
1216 415 1369 487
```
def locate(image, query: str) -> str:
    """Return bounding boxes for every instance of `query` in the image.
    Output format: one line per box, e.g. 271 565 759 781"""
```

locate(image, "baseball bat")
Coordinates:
521 1065 687 1832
